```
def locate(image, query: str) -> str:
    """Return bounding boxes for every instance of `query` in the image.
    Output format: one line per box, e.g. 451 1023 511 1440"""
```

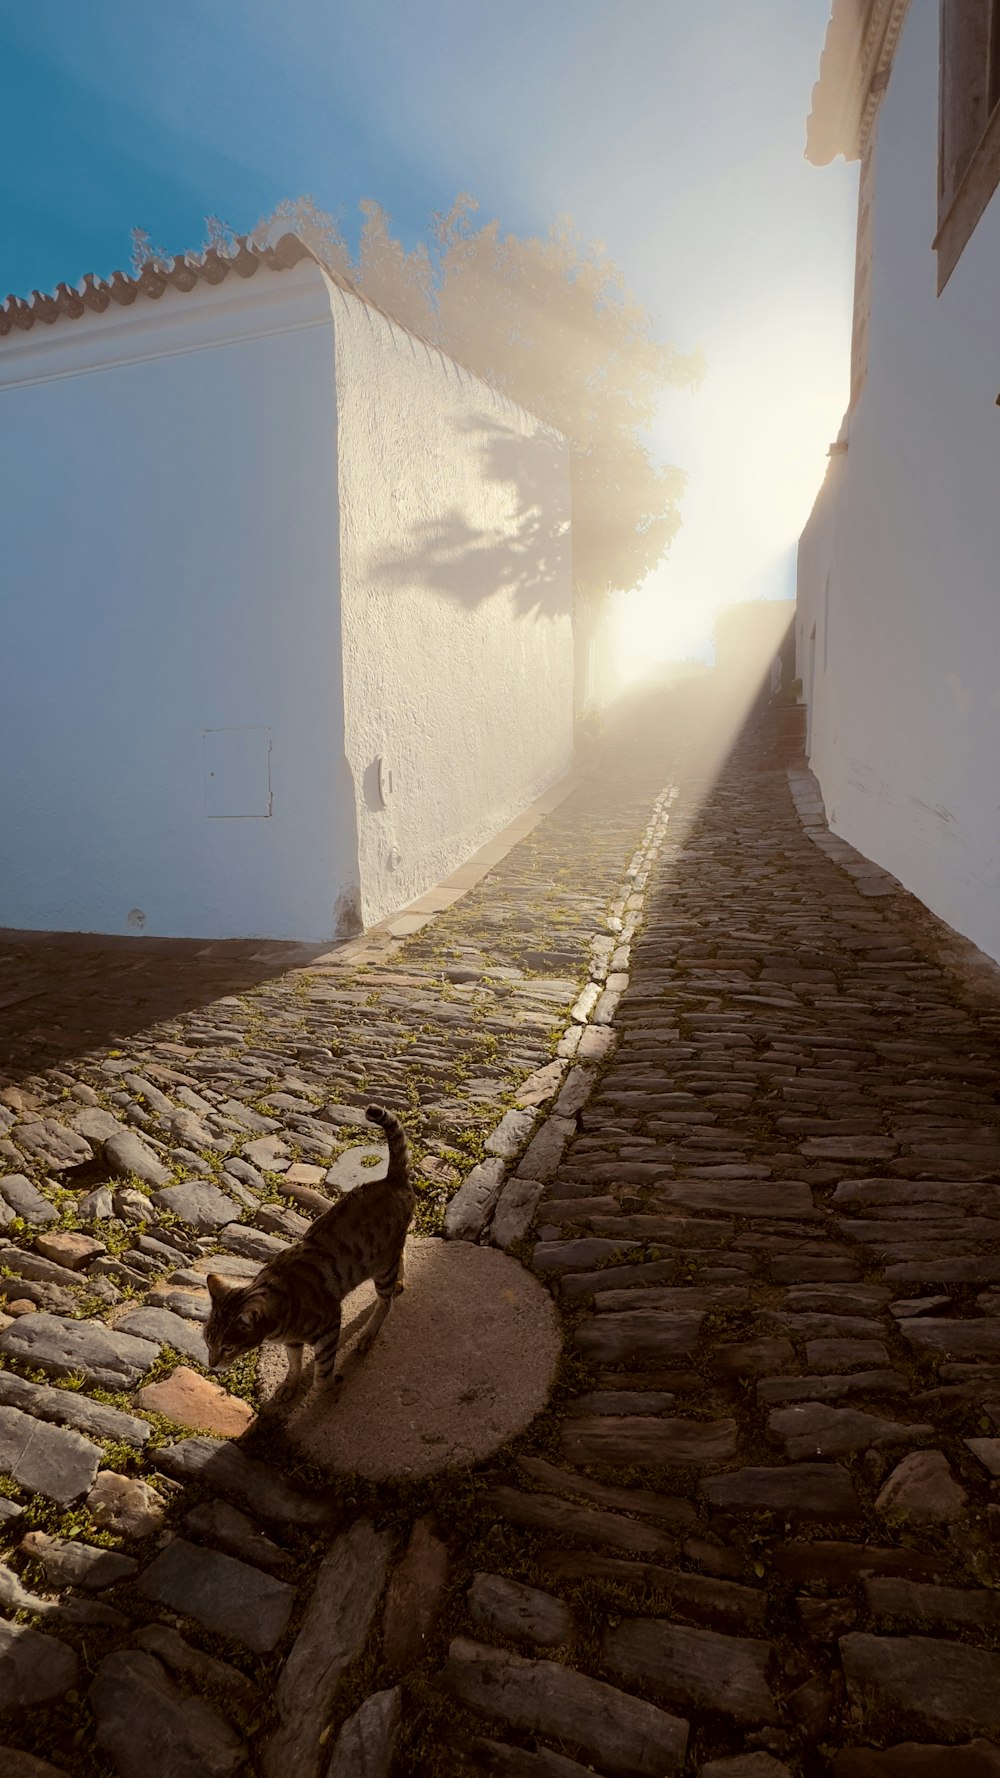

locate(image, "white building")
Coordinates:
798 0 1000 964
0 233 573 942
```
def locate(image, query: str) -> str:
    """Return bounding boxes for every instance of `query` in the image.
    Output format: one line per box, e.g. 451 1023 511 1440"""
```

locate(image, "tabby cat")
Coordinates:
205 1104 413 1412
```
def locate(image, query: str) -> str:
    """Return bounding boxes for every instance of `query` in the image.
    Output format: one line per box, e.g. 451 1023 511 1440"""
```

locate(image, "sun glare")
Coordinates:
615 298 851 686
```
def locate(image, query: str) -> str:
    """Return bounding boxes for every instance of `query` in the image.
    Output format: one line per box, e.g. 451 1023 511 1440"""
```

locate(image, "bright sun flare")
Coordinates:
615 302 851 685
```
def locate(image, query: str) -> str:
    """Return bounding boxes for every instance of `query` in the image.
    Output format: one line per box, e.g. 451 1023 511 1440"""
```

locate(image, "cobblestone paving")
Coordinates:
3 683 1000 1777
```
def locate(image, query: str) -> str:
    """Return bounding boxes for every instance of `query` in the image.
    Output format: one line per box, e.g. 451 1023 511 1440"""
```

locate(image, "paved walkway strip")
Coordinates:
2 684 1000 1775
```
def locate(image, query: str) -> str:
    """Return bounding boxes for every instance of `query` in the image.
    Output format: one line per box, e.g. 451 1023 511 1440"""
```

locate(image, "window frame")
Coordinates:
935 0 1000 291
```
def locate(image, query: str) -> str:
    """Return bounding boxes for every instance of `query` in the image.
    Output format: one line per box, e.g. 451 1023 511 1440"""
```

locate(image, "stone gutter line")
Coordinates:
443 783 680 1250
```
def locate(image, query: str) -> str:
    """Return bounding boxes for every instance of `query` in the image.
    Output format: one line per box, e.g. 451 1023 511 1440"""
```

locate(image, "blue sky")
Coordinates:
0 1 856 664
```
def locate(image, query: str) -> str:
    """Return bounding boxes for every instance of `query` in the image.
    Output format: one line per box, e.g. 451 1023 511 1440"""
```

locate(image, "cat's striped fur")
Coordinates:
205 1104 413 1411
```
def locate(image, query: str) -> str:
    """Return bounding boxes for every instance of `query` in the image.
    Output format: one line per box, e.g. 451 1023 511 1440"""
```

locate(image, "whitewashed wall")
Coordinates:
798 0 1000 963
331 282 574 928
0 265 359 941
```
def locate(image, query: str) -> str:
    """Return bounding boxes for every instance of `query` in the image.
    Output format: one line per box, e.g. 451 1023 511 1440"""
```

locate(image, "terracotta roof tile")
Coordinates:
0 232 318 340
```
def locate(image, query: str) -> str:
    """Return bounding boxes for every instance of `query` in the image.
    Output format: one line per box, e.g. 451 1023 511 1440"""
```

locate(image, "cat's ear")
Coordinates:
236 1297 269 1334
206 1273 234 1303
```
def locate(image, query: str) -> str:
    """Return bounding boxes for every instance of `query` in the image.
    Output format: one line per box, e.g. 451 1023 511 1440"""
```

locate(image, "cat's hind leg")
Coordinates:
349 1291 392 1362
349 1252 403 1360
331 1261 401 1388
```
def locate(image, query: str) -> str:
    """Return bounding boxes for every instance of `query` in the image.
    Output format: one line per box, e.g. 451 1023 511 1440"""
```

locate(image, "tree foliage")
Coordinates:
129 225 169 275
247 194 702 600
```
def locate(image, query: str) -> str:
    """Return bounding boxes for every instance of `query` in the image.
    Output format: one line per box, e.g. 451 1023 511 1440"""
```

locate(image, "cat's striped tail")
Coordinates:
366 1104 410 1180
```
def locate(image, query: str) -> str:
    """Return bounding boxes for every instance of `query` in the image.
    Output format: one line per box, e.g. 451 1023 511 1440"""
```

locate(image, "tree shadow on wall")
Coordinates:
366 414 571 622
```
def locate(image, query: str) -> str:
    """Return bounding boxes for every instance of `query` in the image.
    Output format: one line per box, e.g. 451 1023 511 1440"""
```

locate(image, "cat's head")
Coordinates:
204 1275 271 1369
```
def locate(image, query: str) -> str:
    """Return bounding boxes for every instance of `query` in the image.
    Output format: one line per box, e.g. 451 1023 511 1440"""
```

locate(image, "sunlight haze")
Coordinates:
1 1 857 672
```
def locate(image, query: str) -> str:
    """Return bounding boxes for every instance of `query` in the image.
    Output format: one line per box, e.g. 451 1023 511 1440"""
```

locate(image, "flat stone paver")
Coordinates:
603 1617 780 1725
439 1637 689 1776
134 1366 253 1437
90 1649 245 1778
0 1405 101 1504
0 1313 160 1389
4 683 1000 1774
137 1538 295 1653
0 1621 79 1710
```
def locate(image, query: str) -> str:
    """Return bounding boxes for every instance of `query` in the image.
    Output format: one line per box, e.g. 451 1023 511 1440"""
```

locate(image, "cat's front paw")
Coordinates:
311 1372 344 1401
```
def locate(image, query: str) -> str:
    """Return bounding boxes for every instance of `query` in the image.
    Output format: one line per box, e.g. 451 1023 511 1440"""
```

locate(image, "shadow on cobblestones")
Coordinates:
0 932 329 1083
14 678 1000 1775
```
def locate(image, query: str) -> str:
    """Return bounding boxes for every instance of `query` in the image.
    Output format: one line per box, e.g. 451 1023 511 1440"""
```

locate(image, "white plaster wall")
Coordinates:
330 283 574 927
0 264 359 941
799 0 1000 962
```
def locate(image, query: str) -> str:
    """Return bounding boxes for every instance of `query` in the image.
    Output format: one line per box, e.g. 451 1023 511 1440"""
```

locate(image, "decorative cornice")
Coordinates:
806 0 913 165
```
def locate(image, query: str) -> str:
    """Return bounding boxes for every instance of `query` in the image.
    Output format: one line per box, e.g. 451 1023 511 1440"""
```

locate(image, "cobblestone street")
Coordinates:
2 680 1000 1777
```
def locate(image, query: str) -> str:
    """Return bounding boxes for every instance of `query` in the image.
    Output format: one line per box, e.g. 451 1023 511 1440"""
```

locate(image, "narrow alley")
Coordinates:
1 681 999 1777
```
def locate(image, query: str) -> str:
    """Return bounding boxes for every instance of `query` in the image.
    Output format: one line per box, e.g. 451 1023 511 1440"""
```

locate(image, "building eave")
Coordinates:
0 232 328 341
806 0 913 165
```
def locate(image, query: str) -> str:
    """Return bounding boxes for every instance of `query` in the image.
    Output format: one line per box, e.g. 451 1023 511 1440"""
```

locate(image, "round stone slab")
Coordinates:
258 1238 560 1479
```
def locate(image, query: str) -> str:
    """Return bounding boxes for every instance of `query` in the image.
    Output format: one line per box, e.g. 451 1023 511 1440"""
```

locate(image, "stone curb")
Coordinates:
786 769 899 897
444 783 680 1248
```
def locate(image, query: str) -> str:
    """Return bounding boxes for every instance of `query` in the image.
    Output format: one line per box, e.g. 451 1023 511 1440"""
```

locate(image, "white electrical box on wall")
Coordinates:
204 727 272 818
